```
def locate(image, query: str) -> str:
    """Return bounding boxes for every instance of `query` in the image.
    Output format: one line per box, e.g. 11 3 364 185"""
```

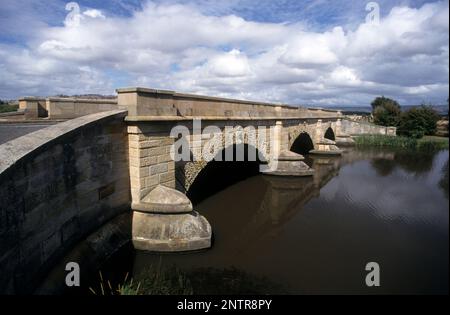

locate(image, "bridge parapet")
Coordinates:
0 110 130 294
117 87 342 120
340 117 397 136
18 97 118 120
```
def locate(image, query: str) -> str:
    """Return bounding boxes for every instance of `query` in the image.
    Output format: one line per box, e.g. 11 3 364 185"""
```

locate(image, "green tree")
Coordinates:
398 105 440 138
371 96 401 126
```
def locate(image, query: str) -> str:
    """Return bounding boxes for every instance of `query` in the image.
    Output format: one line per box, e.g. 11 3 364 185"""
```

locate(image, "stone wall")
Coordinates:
19 97 47 119
19 97 118 120
117 87 342 119
47 98 118 119
340 118 396 136
436 119 449 137
0 110 130 294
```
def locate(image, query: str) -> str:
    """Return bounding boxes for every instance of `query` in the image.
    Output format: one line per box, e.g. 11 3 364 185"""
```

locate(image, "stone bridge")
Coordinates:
0 87 395 293
115 88 394 252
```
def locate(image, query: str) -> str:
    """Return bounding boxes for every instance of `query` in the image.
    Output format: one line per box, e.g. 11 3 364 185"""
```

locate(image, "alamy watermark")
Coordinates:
64 2 81 27
365 262 381 287
366 2 380 26
65 262 80 287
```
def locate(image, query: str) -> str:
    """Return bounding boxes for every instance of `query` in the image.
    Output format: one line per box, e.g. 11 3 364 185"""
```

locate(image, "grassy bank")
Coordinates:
354 135 449 150
91 262 284 295
0 104 19 113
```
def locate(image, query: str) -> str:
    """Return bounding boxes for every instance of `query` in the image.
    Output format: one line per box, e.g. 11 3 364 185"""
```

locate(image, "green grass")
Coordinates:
89 261 193 296
91 263 285 295
354 134 449 151
0 104 19 113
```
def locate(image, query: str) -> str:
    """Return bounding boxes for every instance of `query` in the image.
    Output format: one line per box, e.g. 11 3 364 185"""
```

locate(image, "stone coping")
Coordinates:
19 96 47 101
125 115 342 122
116 87 302 109
19 96 117 104
341 116 396 128
307 107 343 113
0 110 127 177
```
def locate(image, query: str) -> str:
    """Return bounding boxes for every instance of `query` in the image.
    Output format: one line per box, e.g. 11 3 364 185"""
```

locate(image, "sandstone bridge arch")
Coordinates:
173 124 272 202
183 142 267 204
290 132 315 155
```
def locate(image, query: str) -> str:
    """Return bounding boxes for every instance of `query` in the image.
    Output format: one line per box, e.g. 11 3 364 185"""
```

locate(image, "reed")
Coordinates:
354 135 448 150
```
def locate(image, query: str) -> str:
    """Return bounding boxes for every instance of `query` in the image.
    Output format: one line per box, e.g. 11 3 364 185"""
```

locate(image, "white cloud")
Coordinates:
207 50 251 77
0 0 448 106
83 9 106 19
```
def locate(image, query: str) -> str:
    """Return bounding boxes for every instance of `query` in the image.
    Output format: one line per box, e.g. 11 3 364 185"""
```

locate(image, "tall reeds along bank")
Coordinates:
354 135 449 151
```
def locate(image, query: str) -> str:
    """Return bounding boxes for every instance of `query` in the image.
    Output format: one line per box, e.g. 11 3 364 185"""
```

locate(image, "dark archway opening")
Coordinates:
187 144 265 205
290 133 314 156
324 127 335 141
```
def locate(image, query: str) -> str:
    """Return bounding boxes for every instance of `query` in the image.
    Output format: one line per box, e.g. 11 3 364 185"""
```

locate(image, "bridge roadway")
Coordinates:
0 123 52 145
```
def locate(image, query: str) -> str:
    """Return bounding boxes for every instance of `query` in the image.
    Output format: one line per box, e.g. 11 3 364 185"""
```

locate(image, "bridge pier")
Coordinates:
334 119 355 146
261 150 314 176
262 121 314 177
131 185 211 252
310 138 343 155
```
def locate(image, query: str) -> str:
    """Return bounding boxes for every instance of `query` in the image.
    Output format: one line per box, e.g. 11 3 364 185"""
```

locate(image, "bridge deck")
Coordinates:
0 123 53 145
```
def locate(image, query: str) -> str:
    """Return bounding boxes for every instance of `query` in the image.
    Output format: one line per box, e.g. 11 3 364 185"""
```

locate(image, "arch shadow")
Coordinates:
186 143 266 205
324 127 335 141
290 132 314 156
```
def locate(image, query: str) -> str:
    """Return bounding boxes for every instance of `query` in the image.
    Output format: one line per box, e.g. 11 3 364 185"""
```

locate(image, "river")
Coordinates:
90 146 449 295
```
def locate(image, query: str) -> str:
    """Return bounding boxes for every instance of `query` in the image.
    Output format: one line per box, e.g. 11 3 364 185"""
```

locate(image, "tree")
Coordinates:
398 105 440 138
371 96 401 126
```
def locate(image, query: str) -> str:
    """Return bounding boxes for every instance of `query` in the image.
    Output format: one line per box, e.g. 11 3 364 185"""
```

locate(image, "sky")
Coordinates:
0 0 448 106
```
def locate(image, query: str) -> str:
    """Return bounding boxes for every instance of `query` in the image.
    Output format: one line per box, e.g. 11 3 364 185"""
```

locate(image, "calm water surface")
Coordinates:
110 147 449 294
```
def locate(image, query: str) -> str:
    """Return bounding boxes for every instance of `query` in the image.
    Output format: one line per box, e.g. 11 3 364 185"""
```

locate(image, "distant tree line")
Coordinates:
371 96 444 139
0 99 19 113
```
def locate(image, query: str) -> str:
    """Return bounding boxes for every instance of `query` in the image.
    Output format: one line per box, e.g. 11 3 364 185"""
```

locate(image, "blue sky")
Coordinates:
0 0 448 106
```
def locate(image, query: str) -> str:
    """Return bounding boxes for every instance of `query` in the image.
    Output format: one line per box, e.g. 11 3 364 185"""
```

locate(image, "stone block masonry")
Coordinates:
127 123 176 203
0 110 130 294
18 97 118 120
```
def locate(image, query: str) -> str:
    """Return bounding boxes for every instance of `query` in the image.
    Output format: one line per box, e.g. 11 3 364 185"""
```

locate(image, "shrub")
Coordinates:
371 96 401 126
398 105 440 138
0 104 19 113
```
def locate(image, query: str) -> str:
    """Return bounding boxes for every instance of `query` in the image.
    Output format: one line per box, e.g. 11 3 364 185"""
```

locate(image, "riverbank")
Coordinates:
354 135 449 150
0 104 19 113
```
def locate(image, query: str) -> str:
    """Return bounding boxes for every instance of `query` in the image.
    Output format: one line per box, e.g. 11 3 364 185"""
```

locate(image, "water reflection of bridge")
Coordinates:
218 149 397 253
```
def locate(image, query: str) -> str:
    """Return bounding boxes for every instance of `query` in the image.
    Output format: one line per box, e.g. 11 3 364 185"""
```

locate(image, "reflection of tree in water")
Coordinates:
370 148 440 177
371 158 397 177
394 149 437 175
439 159 449 199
